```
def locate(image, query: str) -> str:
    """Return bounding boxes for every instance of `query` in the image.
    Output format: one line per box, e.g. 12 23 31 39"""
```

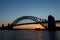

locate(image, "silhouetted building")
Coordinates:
2 24 4 27
48 15 56 30
8 23 9 26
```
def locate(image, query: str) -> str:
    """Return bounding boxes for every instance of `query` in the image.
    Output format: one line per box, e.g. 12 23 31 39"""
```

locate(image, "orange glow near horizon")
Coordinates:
14 24 45 29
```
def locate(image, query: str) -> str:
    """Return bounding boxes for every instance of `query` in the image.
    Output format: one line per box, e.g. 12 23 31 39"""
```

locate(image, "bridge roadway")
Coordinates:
11 22 47 26
10 20 60 27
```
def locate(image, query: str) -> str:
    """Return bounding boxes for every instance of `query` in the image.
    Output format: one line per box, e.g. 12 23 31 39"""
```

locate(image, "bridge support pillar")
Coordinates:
48 15 56 30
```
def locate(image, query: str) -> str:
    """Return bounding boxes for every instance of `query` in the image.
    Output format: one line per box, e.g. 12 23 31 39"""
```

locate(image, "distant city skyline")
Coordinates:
0 0 60 24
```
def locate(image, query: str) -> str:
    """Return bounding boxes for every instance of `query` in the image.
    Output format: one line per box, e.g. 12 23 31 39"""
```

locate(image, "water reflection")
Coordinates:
0 30 15 40
14 30 45 40
0 30 59 40
48 31 57 40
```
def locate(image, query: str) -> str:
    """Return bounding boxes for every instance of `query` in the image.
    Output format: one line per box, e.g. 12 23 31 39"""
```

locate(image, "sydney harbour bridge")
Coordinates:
0 15 60 30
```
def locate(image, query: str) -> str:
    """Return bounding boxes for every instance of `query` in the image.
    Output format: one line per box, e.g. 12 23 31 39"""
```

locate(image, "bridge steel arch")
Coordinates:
11 16 47 25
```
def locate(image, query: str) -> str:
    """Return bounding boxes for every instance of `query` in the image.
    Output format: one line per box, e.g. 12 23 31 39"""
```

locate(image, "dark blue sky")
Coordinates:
0 0 60 24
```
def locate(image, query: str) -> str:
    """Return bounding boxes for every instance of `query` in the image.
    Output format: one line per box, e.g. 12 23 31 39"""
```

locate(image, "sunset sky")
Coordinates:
0 0 60 28
14 24 45 29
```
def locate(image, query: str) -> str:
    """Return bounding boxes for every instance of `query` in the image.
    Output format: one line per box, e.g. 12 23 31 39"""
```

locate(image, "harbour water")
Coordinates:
0 30 60 40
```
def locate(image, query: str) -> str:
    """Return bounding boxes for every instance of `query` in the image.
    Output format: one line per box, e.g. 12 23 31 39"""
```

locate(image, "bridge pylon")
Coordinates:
48 15 56 30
